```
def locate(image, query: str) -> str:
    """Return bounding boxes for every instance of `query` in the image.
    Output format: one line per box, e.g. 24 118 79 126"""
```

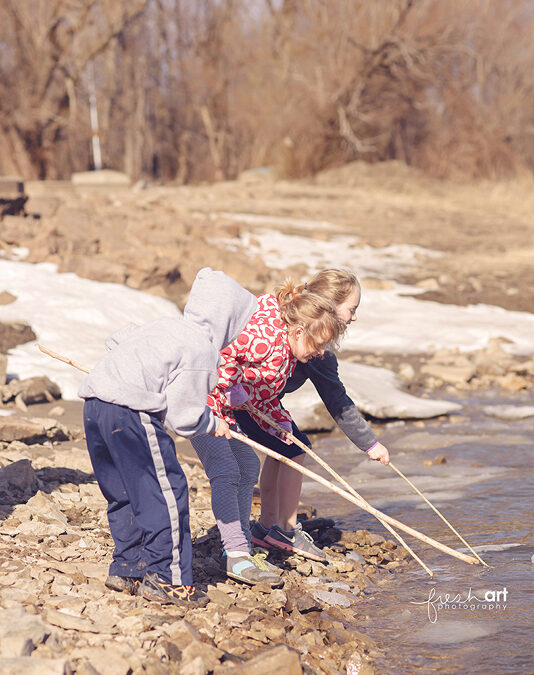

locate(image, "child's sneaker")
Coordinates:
250 521 275 548
223 552 282 587
264 522 327 562
250 547 283 575
105 575 142 596
139 572 208 607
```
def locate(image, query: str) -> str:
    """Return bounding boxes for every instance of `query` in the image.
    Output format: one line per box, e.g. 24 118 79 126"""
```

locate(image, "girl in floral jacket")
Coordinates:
240 269 390 563
190 278 345 586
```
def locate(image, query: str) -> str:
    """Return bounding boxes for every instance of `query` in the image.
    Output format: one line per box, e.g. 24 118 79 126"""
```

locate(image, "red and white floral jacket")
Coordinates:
206 294 296 431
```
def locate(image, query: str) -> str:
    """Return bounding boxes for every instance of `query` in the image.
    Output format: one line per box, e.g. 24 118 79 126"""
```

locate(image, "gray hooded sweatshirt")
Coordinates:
78 268 257 437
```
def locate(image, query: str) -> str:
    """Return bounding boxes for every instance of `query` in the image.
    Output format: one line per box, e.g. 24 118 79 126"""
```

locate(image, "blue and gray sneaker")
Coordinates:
223 551 282 586
264 522 327 562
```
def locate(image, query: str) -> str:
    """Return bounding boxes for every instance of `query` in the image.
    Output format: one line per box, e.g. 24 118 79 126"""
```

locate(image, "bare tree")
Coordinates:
0 0 147 178
2 0 534 181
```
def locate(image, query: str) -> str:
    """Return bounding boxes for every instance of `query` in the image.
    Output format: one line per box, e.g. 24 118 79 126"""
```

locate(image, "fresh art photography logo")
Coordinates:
412 587 508 623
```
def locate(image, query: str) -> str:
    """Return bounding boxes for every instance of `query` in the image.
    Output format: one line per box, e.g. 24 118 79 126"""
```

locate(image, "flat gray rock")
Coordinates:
0 607 49 658
483 405 534 420
312 588 351 608
0 659 69 675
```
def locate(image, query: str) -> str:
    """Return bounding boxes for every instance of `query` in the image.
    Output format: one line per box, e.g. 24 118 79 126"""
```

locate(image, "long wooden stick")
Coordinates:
37 344 90 374
247 404 434 577
248 404 486 569
230 429 479 566
388 461 488 567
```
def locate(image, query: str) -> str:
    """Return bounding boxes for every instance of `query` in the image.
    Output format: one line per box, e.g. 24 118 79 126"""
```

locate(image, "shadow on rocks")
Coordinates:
0 458 95 518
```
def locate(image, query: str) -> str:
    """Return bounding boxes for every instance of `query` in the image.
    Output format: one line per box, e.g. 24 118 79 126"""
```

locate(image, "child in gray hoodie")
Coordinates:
78 268 257 606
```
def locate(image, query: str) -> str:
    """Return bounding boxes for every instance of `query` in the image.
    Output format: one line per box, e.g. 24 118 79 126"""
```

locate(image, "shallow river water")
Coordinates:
302 392 534 674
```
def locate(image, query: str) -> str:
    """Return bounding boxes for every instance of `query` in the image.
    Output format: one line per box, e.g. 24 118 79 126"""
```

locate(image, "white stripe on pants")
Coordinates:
140 412 183 584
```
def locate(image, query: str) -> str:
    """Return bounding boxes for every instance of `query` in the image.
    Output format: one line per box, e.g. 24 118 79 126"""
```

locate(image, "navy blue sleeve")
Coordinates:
285 353 378 452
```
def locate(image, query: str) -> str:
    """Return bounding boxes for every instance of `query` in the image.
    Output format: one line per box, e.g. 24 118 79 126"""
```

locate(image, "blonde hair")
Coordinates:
275 279 346 350
303 268 360 304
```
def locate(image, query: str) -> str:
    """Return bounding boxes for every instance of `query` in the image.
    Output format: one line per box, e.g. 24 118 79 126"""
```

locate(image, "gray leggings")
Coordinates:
190 434 260 553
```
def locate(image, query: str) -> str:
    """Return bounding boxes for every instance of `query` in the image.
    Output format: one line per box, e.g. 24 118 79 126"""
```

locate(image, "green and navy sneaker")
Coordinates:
264 522 327 562
223 551 282 587
250 547 283 575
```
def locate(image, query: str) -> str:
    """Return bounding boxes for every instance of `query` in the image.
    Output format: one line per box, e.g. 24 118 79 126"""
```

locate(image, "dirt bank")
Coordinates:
1 161 533 312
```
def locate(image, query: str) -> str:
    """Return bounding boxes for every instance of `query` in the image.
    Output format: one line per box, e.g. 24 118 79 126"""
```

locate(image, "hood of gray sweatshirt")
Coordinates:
78 268 257 437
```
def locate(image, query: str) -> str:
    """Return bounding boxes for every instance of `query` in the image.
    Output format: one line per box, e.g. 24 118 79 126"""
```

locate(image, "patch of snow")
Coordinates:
346 288 534 355
1 260 180 400
217 227 534 355
216 228 440 280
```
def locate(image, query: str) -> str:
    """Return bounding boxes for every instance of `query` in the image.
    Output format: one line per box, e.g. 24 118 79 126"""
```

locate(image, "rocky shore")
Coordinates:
1 167 533 672
0 381 410 674
2 163 534 314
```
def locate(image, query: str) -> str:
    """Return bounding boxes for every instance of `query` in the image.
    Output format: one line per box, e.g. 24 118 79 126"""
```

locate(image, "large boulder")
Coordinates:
0 215 36 244
0 658 69 674
0 322 36 354
0 417 48 443
0 607 50 657
230 645 302 675
0 416 69 443
420 348 477 385
59 255 128 285
473 338 515 376
4 376 61 405
0 459 39 505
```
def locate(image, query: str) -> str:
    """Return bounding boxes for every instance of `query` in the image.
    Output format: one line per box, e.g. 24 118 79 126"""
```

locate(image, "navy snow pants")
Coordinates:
83 398 192 585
